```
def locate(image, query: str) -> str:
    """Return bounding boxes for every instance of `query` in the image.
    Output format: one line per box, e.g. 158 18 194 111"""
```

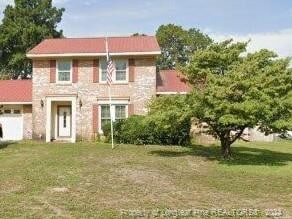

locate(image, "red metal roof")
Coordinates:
27 36 161 55
0 80 32 103
156 70 191 93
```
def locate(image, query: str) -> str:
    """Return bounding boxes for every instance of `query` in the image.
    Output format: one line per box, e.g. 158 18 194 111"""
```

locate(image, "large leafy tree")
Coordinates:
0 0 64 79
156 24 212 70
184 40 292 158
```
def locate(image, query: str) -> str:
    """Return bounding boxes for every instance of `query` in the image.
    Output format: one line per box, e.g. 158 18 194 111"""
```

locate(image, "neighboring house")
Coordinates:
156 70 191 95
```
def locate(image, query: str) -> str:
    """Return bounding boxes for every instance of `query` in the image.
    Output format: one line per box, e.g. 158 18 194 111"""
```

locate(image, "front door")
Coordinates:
58 106 71 137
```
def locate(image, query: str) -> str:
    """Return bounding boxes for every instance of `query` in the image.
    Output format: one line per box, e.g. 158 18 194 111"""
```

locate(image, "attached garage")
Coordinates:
0 106 23 140
0 80 32 141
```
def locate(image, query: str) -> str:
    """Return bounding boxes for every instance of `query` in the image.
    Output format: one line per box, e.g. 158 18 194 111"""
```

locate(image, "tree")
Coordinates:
183 40 292 158
132 33 147 36
0 0 64 79
156 24 212 70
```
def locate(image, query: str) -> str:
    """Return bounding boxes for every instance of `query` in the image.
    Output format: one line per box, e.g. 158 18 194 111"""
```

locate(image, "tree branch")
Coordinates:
230 127 246 144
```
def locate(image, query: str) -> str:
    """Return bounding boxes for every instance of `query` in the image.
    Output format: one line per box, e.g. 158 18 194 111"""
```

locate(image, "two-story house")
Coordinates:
28 36 161 143
0 36 189 142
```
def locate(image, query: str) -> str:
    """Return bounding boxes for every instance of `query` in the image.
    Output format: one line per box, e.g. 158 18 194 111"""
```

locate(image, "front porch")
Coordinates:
46 96 77 143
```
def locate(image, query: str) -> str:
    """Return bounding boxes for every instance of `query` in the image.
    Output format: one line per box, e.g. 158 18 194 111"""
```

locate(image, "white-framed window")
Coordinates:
100 105 111 130
99 104 128 132
115 60 127 81
100 60 108 82
57 60 72 84
99 59 128 83
0 106 22 115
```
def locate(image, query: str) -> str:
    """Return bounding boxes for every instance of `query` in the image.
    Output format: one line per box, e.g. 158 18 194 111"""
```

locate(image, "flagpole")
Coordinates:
105 37 114 149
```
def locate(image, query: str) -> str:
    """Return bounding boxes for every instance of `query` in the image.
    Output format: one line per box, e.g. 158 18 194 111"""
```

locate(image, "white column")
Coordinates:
71 97 77 143
46 98 51 142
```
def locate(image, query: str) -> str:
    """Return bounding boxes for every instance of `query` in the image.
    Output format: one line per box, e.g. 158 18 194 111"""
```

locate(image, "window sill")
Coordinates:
55 83 73 86
98 82 129 85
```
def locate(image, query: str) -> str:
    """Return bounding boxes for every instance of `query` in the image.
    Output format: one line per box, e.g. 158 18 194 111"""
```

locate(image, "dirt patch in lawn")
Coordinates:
50 187 69 193
116 167 175 189
30 195 73 219
0 180 25 195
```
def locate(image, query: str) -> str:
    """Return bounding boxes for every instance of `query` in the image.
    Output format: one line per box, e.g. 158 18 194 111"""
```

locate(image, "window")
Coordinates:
57 61 72 83
13 110 21 114
4 109 11 114
63 112 67 128
100 60 108 82
1 108 21 114
100 105 111 130
99 59 128 83
115 60 127 81
115 105 126 122
100 104 127 132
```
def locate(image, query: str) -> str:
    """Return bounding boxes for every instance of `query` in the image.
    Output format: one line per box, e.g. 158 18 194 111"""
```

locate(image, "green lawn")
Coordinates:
0 140 291 218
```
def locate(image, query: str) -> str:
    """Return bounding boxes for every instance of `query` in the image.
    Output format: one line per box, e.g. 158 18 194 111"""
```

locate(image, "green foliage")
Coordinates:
103 95 191 146
183 40 292 157
147 95 192 145
132 33 147 36
156 24 212 70
0 0 64 79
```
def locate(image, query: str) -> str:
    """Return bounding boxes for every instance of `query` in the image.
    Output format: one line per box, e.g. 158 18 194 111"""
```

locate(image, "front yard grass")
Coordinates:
0 140 291 218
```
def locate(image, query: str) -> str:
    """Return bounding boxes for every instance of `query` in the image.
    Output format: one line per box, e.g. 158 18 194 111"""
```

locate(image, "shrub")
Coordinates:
102 123 112 142
103 95 191 146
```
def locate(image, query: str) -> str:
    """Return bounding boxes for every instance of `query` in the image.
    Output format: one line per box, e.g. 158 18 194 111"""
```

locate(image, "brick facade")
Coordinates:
32 57 157 141
23 105 33 139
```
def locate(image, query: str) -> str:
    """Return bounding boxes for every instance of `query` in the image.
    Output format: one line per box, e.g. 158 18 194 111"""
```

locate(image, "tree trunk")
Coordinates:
221 139 232 159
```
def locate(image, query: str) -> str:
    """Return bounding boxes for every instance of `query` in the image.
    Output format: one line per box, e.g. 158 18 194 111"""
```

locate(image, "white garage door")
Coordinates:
0 111 23 141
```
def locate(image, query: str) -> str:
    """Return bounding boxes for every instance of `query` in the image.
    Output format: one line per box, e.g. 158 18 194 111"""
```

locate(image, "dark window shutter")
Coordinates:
92 104 99 133
72 60 78 83
93 59 99 83
50 60 56 83
128 104 134 116
129 59 135 82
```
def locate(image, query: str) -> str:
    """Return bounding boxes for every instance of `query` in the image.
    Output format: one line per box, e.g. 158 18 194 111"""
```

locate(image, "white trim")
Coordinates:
98 99 129 105
0 102 32 105
27 51 161 58
56 60 73 84
46 99 51 142
156 91 188 95
99 58 129 84
45 96 77 143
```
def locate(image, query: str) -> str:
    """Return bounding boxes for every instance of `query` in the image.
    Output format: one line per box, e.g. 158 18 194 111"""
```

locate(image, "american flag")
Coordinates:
106 58 115 85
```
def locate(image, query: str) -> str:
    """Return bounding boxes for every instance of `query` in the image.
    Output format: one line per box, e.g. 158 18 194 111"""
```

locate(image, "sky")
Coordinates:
0 0 292 56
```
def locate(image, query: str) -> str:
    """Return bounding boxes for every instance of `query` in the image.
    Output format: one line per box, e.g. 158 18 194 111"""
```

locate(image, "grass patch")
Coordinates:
0 140 291 218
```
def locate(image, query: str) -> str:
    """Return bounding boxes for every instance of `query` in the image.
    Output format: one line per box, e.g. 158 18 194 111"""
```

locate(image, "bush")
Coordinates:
103 95 191 146
102 122 112 142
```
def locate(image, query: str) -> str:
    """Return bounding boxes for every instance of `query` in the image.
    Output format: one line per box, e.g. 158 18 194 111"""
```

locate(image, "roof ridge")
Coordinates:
43 36 155 40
